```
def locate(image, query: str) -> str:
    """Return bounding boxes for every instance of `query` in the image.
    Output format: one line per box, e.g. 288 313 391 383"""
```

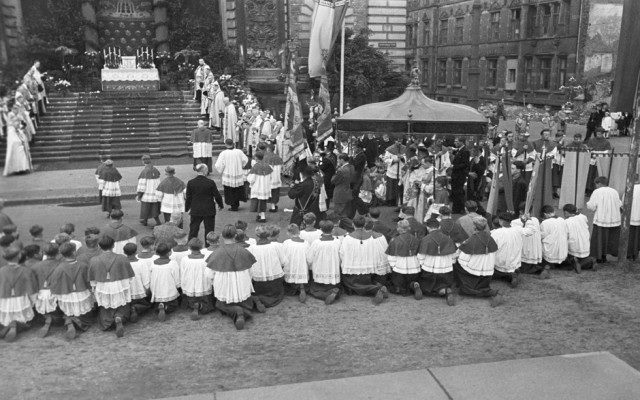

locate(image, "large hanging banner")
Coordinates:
558 150 591 210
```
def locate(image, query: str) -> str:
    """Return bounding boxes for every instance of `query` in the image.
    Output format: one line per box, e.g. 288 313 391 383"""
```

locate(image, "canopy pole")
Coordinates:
339 15 345 116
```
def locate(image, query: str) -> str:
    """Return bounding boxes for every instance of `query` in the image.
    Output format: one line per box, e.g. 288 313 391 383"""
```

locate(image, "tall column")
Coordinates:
0 5 8 66
466 0 482 108
153 0 169 53
81 0 99 52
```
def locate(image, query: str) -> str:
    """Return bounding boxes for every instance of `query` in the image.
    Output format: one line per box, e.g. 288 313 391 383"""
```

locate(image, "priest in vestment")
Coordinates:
49 242 94 339
306 220 342 305
136 155 161 226
0 246 38 342
417 219 456 305
208 82 225 130
223 97 239 145
191 120 213 172
629 179 640 260
215 138 249 211
339 215 388 304
208 225 266 330
200 67 214 117
383 138 406 206
193 59 208 101
88 235 135 337
453 217 503 307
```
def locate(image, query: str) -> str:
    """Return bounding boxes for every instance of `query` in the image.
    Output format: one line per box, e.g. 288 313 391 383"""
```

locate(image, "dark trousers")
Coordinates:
215 298 257 323
390 271 419 295
97 305 130 331
64 311 93 332
183 294 215 314
451 179 466 213
153 298 179 313
453 263 496 297
193 156 212 173
341 274 382 296
131 297 153 315
163 213 183 228
189 214 216 240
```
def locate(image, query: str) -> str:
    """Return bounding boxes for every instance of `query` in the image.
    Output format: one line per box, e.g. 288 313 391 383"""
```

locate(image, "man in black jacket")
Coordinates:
186 164 224 240
288 166 321 227
451 137 470 214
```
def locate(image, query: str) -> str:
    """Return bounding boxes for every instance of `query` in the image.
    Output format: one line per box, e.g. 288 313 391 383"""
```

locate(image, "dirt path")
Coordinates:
2 265 640 400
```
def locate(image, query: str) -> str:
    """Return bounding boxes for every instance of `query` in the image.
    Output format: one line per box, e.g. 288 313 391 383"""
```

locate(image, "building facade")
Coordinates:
406 0 593 107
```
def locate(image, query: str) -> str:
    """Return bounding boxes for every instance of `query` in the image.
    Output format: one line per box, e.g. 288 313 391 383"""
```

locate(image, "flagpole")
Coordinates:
339 15 345 115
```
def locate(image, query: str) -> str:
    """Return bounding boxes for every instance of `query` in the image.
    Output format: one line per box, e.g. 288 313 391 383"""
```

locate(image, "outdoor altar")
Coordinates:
101 47 160 91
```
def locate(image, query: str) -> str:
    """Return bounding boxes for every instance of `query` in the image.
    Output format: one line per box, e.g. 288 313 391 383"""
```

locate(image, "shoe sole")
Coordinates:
491 294 504 308
5 326 17 342
412 283 423 300
446 293 456 306
574 259 582 274
373 287 387 305
39 322 51 338
65 325 76 340
115 318 124 338
191 309 200 321
299 290 307 303
510 276 519 288
325 292 337 305
235 316 245 330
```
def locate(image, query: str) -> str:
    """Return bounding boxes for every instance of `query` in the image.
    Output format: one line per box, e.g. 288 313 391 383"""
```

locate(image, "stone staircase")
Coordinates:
1 91 224 166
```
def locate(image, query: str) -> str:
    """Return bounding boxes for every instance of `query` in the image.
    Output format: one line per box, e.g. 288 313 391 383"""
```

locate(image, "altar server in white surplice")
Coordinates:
587 176 622 264
540 205 569 268
180 238 215 320
491 212 532 287
562 204 596 272
281 224 309 303
306 220 342 305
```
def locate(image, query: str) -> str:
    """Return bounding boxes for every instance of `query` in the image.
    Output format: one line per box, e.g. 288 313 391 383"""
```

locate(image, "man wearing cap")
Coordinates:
215 139 249 211
98 159 122 218
156 166 186 225
186 164 224 240
191 120 213 173
136 155 161 227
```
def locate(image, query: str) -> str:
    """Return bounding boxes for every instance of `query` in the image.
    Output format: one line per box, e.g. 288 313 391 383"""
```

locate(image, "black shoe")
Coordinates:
258 218 267 223
39 316 52 338
269 206 278 213
158 303 166 322
130 306 139 323
65 323 77 340
115 317 124 338
235 315 245 330
229 207 238 211
191 303 201 321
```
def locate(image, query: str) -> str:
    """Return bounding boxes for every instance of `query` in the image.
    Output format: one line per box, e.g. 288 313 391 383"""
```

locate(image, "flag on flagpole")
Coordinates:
524 147 544 216
283 51 305 167
315 74 333 143
308 0 348 78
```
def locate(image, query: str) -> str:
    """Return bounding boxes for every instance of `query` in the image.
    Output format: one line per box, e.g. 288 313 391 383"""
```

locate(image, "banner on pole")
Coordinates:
308 0 348 78
283 51 305 165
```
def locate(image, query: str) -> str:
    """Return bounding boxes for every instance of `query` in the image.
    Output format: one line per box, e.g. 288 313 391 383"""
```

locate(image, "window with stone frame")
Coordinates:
438 59 447 85
560 0 571 35
406 24 414 48
422 18 431 46
540 3 552 36
453 59 463 86
486 58 498 87
538 57 552 90
509 8 521 39
524 56 534 89
526 5 537 38
489 11 500 41
454 17 464 44
421 59 429 86
551 2 560 35
557 56 567 87
439 19 449 45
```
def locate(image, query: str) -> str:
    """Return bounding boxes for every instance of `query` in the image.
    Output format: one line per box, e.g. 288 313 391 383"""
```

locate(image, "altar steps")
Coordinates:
0 91 224 167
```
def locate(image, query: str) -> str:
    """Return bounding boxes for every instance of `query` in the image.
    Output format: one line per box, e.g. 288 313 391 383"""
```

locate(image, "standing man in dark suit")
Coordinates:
288 165 321 227
185 164 224 240
331 154 353 219
451 137 470 214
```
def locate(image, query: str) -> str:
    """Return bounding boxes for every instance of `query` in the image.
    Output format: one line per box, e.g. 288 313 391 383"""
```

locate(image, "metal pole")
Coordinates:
339 16 345 115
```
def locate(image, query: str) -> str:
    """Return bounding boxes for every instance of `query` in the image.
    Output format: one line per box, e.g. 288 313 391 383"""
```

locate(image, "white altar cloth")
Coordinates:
101 68 160 81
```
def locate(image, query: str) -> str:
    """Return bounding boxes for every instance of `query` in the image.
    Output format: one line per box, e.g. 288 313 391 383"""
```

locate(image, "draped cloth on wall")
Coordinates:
559 151 591 210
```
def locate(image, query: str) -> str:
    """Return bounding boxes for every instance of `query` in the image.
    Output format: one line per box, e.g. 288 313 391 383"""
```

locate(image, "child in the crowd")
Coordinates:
22 244 42 268
203 231 220 260
247 225 286 308
28 224 46 249
29 243 61 337
124 242 152 322
235 220 256 246
306 220 341 305
386 220 421 297
299 213 321 244
150 243 181 322
170 230 190 266
364 218 391 287
180 238 214 320
281 224 309 302
417 219 457 305
0 246 38 342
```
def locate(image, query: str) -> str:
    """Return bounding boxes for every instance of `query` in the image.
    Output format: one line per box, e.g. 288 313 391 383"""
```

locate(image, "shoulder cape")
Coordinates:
49 260 91 295
459 231 498 255
418 230 457 256
0 265 37 298
157 176 186 194
138 165 161 180
440 219 469 243
88 252 135 282
249 161 273 176
386 233 420 256
206 243 256 272
102 222 138 242
100 166 122 182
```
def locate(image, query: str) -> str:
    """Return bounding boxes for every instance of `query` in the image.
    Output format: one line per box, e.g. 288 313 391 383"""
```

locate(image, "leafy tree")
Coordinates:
326 28 409 108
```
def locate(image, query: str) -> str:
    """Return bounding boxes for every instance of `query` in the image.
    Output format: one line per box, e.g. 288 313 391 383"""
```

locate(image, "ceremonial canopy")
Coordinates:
337 84 487 137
